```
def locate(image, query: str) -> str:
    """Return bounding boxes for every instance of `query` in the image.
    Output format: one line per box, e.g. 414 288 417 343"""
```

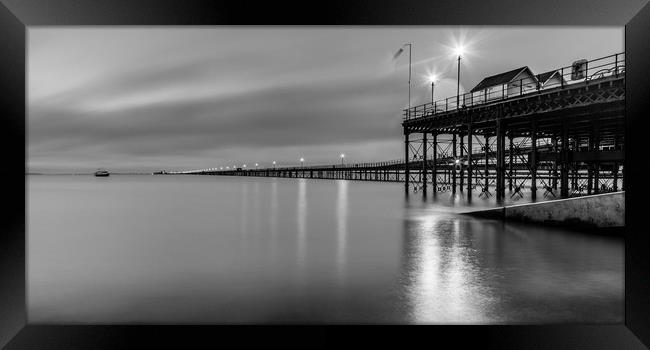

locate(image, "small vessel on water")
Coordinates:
94 169 110 177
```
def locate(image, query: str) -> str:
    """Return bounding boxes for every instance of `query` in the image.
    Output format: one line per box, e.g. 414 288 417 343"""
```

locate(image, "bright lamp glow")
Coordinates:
454 45 465 57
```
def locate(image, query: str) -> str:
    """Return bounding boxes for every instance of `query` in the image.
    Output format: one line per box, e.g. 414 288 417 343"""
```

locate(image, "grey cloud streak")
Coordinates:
30 74 403 151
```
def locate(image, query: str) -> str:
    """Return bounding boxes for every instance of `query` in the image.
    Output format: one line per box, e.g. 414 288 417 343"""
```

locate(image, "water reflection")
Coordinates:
252 181 261 235
28 175 623 323
401 211 623 323
296 179 307 273
240 181 249 255
336 180 348 285
269 179 278 259
402 213 495 323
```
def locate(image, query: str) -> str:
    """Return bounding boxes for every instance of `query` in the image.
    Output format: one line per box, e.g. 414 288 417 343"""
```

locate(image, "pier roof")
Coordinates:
536 69 565 85
470 66 536 93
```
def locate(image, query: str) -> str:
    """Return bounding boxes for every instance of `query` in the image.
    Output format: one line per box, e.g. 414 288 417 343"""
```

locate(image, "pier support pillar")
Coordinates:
587 133 594 194
484 134 489 192
460 132 464 192
552 136 559 190
508 135 514 192
422 132 428 194
496 119 505 203
560 122 569 198
452 132 457 193
467 123 473 196
613 134 619 191
432 133 438 193
531 122 538 200
404 132 410 191
572 138 579 190
593 125 600 194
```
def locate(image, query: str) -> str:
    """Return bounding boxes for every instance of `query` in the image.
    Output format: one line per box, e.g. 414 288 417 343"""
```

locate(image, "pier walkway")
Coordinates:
180 52 625 203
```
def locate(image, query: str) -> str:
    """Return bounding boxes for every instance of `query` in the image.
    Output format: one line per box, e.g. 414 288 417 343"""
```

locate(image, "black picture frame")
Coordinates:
2 0 649 348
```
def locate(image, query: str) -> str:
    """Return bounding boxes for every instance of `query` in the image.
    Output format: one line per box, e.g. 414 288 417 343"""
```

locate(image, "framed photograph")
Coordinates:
2 0 650 348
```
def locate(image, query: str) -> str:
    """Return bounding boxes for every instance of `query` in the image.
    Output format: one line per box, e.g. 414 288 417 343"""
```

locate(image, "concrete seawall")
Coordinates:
464 191 624 228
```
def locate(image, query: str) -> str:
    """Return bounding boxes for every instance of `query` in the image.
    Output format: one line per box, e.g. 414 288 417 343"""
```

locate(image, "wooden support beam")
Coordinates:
452 132 457 193
552 136 559 190
593 124 601 194
484 134 489 192
509 135 514 192
572 138 579 190
422 132 428 193
433 133 438 192
467 123 473 196
531 121 538 200
460 132 464 192
613 134 619 191
587 132 594 195
496 119 505 203
561 122 569 198
404 132 410 191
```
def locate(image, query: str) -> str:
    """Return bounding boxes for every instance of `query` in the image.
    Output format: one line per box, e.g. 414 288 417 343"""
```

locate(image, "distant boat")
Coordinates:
94 169 110 177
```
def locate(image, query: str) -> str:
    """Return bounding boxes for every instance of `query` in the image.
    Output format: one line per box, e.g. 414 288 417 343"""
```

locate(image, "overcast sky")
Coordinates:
28 27 623 173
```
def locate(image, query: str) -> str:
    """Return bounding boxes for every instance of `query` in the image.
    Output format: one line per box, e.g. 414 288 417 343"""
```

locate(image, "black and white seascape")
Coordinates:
28 27 624 323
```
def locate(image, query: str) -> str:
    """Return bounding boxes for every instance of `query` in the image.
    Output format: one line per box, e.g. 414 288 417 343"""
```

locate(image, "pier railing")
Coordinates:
403 52 625 121
174 159 406 174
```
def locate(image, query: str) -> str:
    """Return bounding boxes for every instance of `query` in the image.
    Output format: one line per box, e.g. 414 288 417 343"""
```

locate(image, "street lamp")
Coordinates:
454 45 465 109
428 74 437 104
454 158 462 172
394 43 412 118
340 153 345 166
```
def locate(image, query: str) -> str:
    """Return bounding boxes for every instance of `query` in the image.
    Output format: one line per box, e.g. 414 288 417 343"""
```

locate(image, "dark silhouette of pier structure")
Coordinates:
193 52 625 203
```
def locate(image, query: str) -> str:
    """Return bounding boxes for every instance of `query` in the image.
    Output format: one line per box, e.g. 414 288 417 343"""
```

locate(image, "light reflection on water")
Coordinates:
403 213 496 323
27 175 623 323
297 179 307 276
336 180 348 286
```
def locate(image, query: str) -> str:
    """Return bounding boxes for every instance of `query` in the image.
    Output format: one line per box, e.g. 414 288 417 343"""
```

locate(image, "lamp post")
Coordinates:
394 43 412 118
431 81 435 104
340 153 345 166
454 46 464 109
428 74 437 104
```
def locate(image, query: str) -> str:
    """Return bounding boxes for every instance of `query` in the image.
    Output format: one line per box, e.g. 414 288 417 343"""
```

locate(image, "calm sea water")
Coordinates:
27 175 623 324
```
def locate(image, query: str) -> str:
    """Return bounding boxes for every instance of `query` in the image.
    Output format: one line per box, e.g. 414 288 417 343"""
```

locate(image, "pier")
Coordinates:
186 52 625 203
